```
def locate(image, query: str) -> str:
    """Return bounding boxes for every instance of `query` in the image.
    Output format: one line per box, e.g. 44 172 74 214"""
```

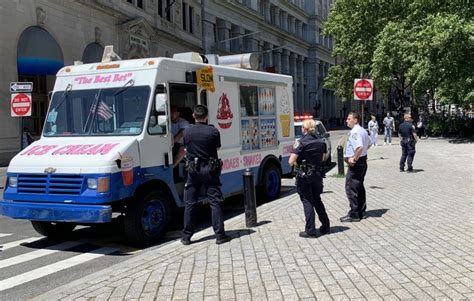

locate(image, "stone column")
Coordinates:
202 14 216 53
264 0 271 22
298 55 305 113
288 16 295 33
296 20 302 38
273 48 282 74
281 49 290 74
290 52 298 111
282 11 288 31
231 25 244 53
216 19 231 52
263 42 273 69
272 7 280 27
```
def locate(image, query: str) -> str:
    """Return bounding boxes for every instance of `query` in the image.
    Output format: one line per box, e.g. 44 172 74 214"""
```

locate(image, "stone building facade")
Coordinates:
0 0 339 165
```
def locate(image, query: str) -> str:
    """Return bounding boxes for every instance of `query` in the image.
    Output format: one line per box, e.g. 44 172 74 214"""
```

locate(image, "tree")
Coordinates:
323 0 474 114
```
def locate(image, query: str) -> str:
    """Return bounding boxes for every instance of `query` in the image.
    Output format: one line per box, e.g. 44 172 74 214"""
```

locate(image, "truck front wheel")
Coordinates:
257 163 282 202
31 221 76 237
124 191 171 245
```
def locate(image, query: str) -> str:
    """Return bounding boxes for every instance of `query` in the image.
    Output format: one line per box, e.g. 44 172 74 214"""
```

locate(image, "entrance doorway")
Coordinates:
17 26 63 138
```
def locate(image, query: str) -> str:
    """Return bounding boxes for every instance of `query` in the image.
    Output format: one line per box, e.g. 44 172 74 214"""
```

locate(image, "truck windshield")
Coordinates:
44 86 150 136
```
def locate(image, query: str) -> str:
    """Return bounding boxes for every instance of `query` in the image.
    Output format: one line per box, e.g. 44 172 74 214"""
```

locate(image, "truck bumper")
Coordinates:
0 200 112 223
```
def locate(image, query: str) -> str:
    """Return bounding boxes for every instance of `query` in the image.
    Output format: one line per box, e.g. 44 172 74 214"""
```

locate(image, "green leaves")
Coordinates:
324 0 473 107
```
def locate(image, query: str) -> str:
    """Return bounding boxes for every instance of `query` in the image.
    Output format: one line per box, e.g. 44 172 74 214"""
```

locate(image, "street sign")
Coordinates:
11 93 32 117
10 82 33 93
354 79 373 100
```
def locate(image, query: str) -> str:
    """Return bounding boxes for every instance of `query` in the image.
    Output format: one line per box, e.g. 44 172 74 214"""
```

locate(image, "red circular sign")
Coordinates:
11 93 32 116
354 79 373 100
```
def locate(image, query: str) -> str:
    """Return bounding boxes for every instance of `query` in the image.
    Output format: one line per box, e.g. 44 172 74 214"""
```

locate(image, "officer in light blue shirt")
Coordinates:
341 112 370 222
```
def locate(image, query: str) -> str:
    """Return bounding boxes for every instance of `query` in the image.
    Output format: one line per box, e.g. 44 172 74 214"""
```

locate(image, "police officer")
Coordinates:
398 113 418 172
289 119 330 238
181 105 231 245
340 112 370 222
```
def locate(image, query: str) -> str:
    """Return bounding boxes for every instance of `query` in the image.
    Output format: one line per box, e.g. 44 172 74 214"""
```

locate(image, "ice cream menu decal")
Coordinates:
278 89 291 137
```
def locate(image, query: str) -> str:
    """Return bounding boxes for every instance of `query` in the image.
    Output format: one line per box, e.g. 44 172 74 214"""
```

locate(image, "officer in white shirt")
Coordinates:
341 112 370 222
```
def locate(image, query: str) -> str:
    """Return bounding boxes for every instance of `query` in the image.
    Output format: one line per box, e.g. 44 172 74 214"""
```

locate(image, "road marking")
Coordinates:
0 247 117 291
0 233 12 238
0 241 83 269
0 237 42 251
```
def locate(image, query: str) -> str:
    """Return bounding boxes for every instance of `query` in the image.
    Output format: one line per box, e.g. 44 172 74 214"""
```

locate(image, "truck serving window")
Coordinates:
44 86 150 136
240 86 277 151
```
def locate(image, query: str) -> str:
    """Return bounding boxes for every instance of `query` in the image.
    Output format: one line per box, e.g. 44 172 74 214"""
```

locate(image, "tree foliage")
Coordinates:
323 0 473 110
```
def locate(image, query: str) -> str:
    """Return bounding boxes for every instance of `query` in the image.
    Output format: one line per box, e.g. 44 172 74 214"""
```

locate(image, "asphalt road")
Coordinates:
0 129 349 300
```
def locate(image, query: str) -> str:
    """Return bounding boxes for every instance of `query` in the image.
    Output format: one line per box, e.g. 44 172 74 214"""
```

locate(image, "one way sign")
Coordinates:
10 82 33 93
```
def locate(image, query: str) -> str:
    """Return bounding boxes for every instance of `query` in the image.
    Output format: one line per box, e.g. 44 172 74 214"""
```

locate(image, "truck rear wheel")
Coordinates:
257 163 281 202
124 190 171 245
31 221 76 237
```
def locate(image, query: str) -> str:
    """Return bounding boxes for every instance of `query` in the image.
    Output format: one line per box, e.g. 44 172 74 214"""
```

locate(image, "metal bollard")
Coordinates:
243 168 257 227
337 145 345 176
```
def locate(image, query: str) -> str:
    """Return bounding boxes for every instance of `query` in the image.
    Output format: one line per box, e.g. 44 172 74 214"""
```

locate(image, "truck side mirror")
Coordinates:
155 94 167 112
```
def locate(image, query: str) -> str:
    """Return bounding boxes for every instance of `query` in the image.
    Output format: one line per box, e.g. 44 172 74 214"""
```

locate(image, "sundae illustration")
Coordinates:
279 90 291 137
216 93 234 129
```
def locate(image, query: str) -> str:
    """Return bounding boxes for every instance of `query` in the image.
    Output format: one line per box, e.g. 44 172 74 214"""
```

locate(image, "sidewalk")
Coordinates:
35 137 474 300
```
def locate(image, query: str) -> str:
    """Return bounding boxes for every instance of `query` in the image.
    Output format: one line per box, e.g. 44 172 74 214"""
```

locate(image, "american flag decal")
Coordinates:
93 101 114 120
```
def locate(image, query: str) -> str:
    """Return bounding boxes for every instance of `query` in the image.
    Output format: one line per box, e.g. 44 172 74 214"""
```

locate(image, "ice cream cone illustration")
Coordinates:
279 114 290 137
216 93 233 129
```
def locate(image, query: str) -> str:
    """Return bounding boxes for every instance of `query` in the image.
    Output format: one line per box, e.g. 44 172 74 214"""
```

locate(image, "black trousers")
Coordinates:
345 156 368 219
296 173 330 235
400 139 416 169
182 164 225 240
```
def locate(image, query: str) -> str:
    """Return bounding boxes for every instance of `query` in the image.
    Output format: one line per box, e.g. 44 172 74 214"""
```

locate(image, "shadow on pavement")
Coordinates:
407 169 424 173
326 226 350 235
365 208 389 218
191 228 256 244
448 138 473 144
369 185 384 189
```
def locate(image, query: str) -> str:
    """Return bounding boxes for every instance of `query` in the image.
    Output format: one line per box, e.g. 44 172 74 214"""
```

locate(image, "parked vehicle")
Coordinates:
294 115 332 164
0 47 295 243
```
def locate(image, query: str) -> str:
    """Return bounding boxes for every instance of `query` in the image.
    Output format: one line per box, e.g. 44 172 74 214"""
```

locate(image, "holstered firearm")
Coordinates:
186 157 200 173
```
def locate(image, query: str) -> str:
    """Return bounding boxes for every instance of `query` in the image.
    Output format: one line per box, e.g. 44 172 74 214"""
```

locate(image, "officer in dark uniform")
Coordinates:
398 113 418 172
181 105 231 245
289 119 330 238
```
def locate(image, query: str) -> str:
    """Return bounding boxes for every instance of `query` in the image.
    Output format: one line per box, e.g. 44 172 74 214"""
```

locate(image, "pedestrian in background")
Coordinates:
341 112 370 222
383 112 395 145
289 119 330 238
417 113 427 139
181 105 231 245
368 115 379 147
398 113 418 172
22 127 34 149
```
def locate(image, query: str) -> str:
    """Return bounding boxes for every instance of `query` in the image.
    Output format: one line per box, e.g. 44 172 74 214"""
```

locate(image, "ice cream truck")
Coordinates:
0 47 295 243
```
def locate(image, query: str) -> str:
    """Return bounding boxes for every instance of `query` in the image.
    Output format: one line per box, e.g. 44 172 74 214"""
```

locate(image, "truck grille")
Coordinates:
17 174 84 195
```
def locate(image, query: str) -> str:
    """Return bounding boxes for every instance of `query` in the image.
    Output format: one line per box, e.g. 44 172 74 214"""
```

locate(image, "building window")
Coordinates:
166 0 172 21
182 3 187 30
158 0 163 17
126 0 143 9
189 6 194 34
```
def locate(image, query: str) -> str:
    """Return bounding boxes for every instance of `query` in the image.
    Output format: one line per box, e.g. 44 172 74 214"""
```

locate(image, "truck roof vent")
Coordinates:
172 52 204 63
101 45 122 62
218 53 259 70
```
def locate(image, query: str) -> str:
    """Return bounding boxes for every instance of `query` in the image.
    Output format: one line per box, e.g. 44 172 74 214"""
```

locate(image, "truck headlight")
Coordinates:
87 178 98 189
87 177 109 193
9 177 18 188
